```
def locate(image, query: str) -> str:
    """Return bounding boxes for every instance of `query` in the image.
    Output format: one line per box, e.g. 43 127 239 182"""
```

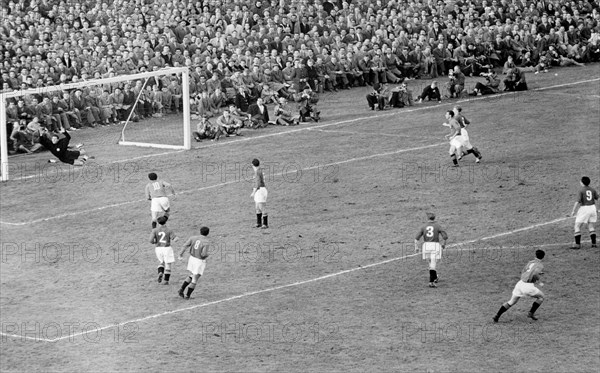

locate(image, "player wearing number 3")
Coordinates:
493 250 545 322
570 176 598 250
145 172 176 229
150 216 177 285
178 226 210 299
414 212 448 288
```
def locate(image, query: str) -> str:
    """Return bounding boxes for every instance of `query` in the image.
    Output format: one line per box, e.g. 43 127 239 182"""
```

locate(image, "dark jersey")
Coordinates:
183 235 210 259
520 258 544 283
150 225 176 247
254 166 266 189
577 186 598 206
415 222 448 243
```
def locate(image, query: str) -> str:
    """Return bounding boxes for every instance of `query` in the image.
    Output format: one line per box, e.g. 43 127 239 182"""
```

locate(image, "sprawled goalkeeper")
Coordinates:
39 128 91 166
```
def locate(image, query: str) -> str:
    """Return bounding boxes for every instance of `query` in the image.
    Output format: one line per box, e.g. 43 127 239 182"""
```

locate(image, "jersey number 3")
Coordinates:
426 226 434 237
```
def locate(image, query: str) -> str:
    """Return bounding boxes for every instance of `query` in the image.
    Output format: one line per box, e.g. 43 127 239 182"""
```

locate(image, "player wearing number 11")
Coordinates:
145 172 176 229
414 212 448 288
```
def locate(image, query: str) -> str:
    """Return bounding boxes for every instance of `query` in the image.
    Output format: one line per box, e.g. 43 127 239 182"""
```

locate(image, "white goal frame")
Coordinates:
0 66 191 181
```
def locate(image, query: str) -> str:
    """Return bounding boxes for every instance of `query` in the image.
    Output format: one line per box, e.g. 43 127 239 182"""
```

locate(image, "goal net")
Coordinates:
0 67 191 181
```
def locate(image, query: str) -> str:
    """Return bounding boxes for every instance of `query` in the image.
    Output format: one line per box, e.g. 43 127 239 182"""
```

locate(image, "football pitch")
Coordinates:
1 65 599 372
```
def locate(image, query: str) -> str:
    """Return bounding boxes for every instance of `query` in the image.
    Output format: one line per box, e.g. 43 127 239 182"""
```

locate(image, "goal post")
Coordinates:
0 66 192 182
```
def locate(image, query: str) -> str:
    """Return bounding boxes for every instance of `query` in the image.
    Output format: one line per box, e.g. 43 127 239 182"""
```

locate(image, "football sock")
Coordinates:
157 266 164 274
263 215 268 226
496 303 512 317
473 147 482 158
187 283 196 297
256 213 262 226
530 300 542 315
164 270 171 282
152 221 157 229
575 234 581 245
450 154 458 165
180 278 191 291
591 233 596 245
429 270 436 282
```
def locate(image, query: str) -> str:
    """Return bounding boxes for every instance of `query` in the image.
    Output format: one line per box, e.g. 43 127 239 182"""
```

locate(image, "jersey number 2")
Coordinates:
158 232 167 244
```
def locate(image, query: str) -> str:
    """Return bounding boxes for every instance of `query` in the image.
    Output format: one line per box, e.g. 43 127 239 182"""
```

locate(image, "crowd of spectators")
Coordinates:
1 0 599 152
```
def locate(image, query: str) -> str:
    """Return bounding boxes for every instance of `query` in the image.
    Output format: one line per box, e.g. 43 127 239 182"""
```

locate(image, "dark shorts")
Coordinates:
60 150 80 165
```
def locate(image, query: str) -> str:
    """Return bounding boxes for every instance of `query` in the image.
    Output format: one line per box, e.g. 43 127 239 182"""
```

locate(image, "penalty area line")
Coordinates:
0 216 572 342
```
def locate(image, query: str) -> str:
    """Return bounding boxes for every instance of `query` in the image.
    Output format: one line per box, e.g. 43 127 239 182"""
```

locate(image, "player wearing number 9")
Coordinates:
414 212 448 288
150 216 178 285
570 176 598 250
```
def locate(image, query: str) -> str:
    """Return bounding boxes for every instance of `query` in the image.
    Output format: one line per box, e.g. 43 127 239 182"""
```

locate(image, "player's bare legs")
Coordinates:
151 211 160 229
179 274 201 299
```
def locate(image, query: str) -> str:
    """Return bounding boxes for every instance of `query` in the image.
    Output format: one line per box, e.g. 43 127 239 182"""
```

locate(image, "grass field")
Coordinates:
1 65 599 373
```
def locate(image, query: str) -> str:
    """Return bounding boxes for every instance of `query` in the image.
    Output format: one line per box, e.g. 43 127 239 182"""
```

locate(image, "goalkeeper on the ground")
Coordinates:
38 128 91 166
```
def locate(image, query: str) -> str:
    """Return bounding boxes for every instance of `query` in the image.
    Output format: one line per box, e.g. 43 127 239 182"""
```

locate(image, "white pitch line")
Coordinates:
0 216 574 342
0 142 446 226
308 128 419 138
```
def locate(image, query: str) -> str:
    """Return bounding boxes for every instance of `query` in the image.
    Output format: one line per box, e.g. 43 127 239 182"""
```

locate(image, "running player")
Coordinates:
178 226 210 299
493 250 545 322
570 176 598 249
150 216 177 284
145 172 176 229
442 110 462 167
452 106 482 163
250 158 269 229
414 212 448 288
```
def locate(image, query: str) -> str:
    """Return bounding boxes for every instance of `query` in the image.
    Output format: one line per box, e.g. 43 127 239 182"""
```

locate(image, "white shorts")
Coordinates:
155 246 175 264
511 280 541 297
460 129 472 149
187 256 206 275
151 197 170 212
575 205 597 224
254 187 268 203
450 137 463 149
422 242 442 260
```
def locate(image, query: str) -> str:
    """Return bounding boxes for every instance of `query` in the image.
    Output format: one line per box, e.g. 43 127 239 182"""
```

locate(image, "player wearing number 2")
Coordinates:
145 172 176 229
493 250 545 322
178 227 210 299
150 216 177 284
570 176 598 249
414 212 448 288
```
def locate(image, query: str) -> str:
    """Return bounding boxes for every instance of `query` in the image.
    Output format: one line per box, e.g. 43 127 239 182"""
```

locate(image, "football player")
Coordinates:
150 216 177 284
414 212 448 288
145 172 176 229
250 158 269 229
570 176 598 249
178 226 210 299
493 250 545 321
38 128 90 166
442 110 462 167
453 106 482 163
